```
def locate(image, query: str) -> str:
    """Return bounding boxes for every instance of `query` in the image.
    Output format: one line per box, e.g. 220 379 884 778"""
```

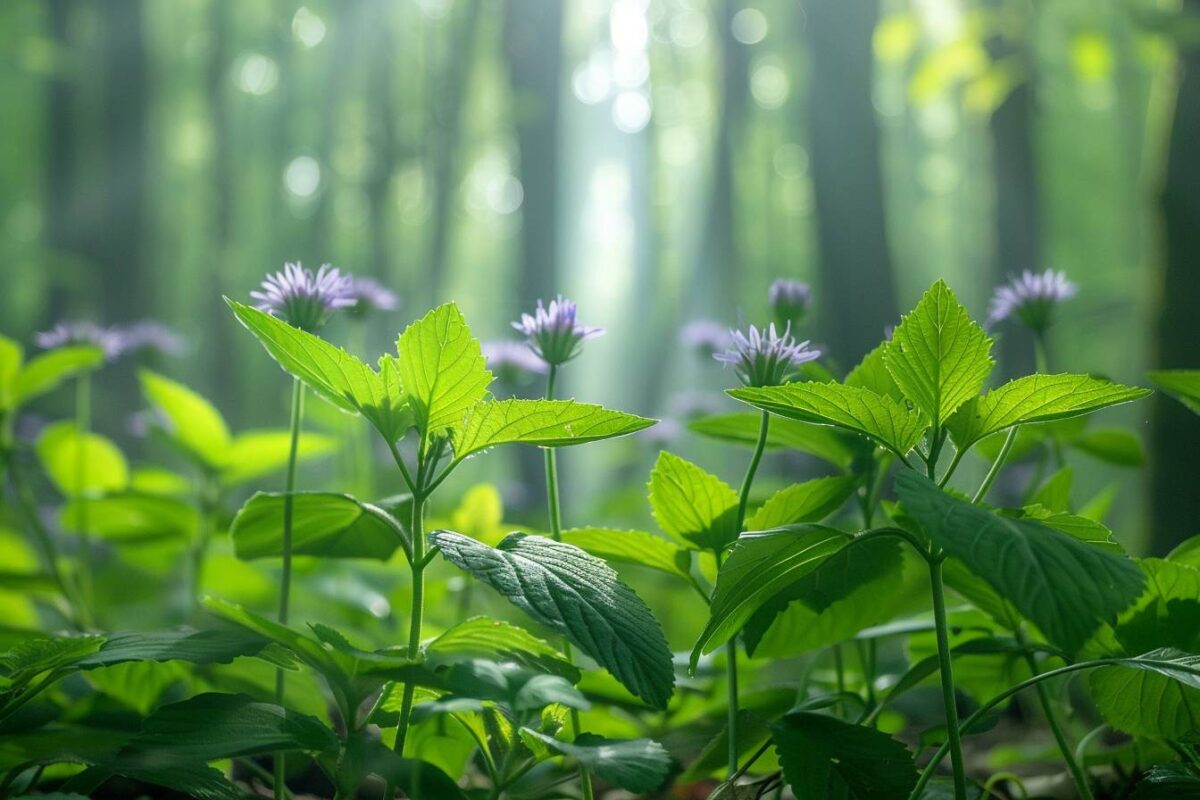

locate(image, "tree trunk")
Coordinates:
42 0 78 321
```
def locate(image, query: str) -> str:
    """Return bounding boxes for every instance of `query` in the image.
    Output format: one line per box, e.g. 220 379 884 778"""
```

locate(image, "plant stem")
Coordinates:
274 378 304 800
186 474 218 619
391 490 425 760
74 372 93 611
972 425 1018 504
928 554 968 800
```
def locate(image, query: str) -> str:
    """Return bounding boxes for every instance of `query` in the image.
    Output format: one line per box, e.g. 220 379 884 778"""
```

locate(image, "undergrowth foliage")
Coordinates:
1 272 1199 800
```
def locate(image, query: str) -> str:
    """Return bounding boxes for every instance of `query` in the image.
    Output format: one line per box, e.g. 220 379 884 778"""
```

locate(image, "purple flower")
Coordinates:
121 320 187 356
482 339 549 383
987 269 1077 333
680 320 733 359
511 295 604 367
251 262 354 332
714 323 821 387
35 322 127 359
768 278 811 326
346 276 399 316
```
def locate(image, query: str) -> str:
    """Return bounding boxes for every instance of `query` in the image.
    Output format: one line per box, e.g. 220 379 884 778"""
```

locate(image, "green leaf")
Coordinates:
0 335 21 411
772 711 919 800
336 731 469 800
687 412 860 468
139 370 231 469
60 493 198 542
689 525 848 670
948 373 1151 451
74 760 242 800
561 527 695 583
1131 764 1200 799
226 298 411 440
1070 427 1145 467
845 341 904 401
425 617 579 682
648 451 739 551
221 429 338 485
451 398 654 458
896 471 1144 654
0 635 105 689
1089 649 1200 738
883 279 994 424
746 476 859 530
13 346 104 407
1149 369 1200 414
520 729 671 793
35 421 129 496
1030 466 1073 512
396 303 491 440
440 659 589 711
730 382 927 456
230 491 405 561
431 530 676 709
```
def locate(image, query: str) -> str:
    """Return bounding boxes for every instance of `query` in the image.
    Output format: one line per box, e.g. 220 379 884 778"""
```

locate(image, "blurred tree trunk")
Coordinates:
804 0 898 370
364 0 397 283
1149 18 1200 555
311 0 360 260
43 0 77 321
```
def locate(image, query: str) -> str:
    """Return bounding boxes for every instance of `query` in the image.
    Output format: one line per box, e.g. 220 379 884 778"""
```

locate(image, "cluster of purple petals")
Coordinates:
714 322 821 387
482 340 549 379
680 320 733 357
987 269 1077 332
768 278 811 321
512 295 604 366
251 262 355 331
36 320 184 361
347 276 399 314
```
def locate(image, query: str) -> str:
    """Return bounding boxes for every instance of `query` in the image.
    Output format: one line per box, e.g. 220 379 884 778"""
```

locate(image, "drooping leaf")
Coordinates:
139 370 231 469
1149 369 1200 414
746 476 858 530
451 398 654 458
396 303 491 440
883 279 994 424
425 617 578 681
520 729 672 793
13 346 104 407
36 421 129 496
772 711 919 800
948 373 1151 451
648 451 740 551
230 491 405 561
561 527 695 583
896 471 1144 654
687 412 860 468
431 530 676 709
690 525 848 669
729 382 927 456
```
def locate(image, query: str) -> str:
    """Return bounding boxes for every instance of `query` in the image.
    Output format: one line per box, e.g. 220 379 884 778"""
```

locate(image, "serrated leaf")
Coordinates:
896 471 1144 653
452 399 654 458
520 729 672 793
397 303 491 440
687 412 860 468
948 373 1151 451
230 491 405 561
730 382 927 456
846 341 904 401
561 527 695 583
221 429 338 485
772 711 918 800
746 476 859 530
690 525 848 669
13 345 104 407
1149 369 1200 414
139 370 232 469
425 617 578 682
648 451 740 551
883 279 994 424
36 421 129 496
1090 650 1200 738
226 298 411 440
431 530 676 709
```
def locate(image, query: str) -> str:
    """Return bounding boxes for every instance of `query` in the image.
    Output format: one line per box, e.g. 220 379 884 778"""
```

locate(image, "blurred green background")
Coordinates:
1 0 1197 554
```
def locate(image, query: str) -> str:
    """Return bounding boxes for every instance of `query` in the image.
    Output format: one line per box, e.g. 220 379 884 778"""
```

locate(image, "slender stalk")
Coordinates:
391 491 425 760
972 425 1018 504
186 474 219 618
274 378 305 800
73 373 93 610
928 555 968 800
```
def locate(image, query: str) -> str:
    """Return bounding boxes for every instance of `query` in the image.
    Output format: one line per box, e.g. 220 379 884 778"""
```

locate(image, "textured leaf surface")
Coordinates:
1149 369 1200 414
772 711 918 800
897 471 1144 653
687 412 859 468
431 530 675 708
139 371 231 469
521 729 672 793
845 341 905 401
560 527 694 582
230 491 404 561
730 382 927 456
746 476 858 530
452 399 654 458
883 279 994 424
397 303 491 439
425 617 578 681
648 451 740 551
948 373 1151 450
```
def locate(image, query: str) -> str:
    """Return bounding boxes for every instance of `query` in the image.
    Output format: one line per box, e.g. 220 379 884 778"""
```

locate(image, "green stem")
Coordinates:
391 491 425 759
972 425 1018 504
74 373 93 611
274 378 304 800
928 555 968 800
186 475 219 619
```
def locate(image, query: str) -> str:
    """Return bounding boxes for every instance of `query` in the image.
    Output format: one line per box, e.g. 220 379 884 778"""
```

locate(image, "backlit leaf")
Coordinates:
139 370 231 469
425 616 578 681
14 346 104 407
397 303 491 440
221 429 338 485
560 527 694 583
687 412 860 468
230 491 405 561
452 399 654 459
648 451 740 551
1149 369 1200 414
36 421 129 496
746 476 858 530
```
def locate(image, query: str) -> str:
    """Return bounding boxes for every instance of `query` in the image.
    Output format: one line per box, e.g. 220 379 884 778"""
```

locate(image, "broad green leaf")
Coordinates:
230 492 405 561
1130 764 1200 799
85 660 188 714
1168 536 1200 569
0 635 104 690
520 729 672 793
431 530 676 709
139 370 231 469
13 346 104 407
226 299 411 440
425 616 578 681
887 635 1030 710
60 493 198 542
397 303 491 440
746 476 858 530
440 659 588 711
221 430 338 485
561 527 694 583
948 373 1151 451
0 335 21 411
690 525 848 669
337 732 468 800
70 760 241 800
730 382 927 456
687 412 860 468
883 278 994 424
648 451 739 551
1071 427 1145 467
896 471 1144 653
452 399 654 458
130 467 192 496
845 341 904 401
1090 650 1200 738
35 421 129 496
1030 465 1073 512
1149 369 1200 414
772 711 918 800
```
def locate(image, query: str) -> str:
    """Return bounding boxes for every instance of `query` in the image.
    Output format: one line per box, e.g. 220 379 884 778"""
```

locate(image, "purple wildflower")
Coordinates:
346 276 399 316
714 323 821 387
511 295 604 366
768 278 811 327
251 262 354 332
35 322 126 359
987 269 1077 333
121 320 187 356
680 320 733 359
482 339 549 383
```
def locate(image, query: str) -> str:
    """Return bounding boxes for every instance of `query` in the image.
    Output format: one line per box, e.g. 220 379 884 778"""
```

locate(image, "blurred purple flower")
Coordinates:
987 269 1077 333
511 295 604 367
641 417 683 446
715 323 821 387
35 322 126 359
346 276 399 316
251 262 354 331
482 339 549 383
121 320 187 356
768 278 811 326
680 320 732 359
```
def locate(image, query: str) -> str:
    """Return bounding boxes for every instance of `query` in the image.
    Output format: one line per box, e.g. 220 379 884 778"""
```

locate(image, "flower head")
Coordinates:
482 340 550 384
35 322 126 358
987 269 1077 334
680 320 733 359
511 295 604 367
768 278 811 327
251 262 354 331
346 276 399 317
120 320 187 356
714 323 821 387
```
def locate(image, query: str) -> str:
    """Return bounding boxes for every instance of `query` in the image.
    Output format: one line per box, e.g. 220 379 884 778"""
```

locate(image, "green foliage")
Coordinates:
746 475 859 530
1149 369 1200 414
520 729 672 793
772 711 919 799
648 450 740 551
12 346 105 408
425 617 578 681
230 491 406 561
452 398 654 458
687 412 860 468
36 421 129 496
139 370 231 468
560 527 695 583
